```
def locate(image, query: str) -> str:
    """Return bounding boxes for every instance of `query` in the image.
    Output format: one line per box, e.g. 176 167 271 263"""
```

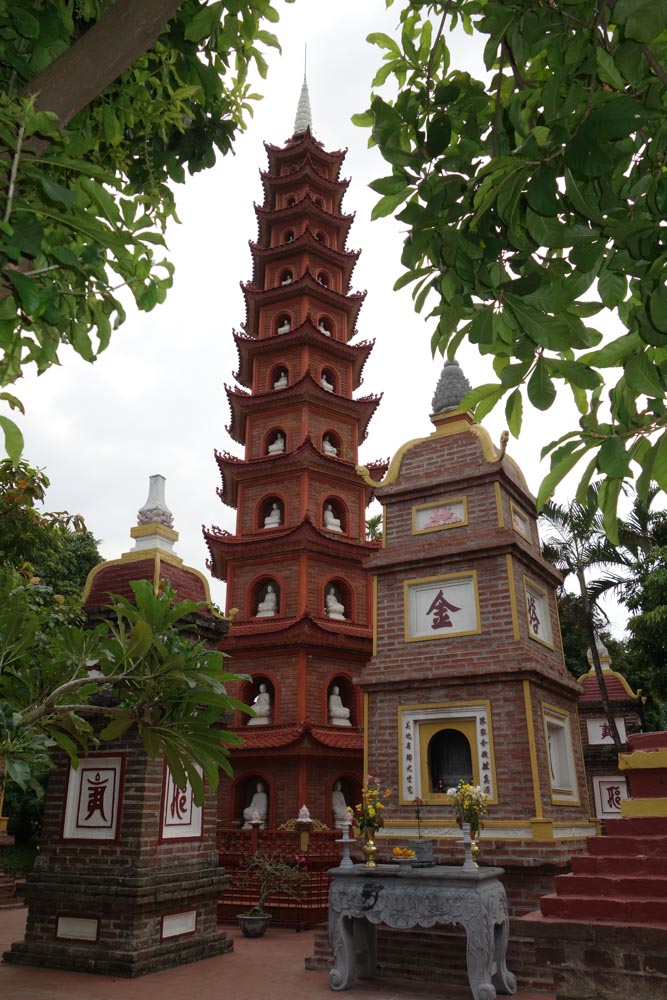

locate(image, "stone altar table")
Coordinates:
328 864 517 1000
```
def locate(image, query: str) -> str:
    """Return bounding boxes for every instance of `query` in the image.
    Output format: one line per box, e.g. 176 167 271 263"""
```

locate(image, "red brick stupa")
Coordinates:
204 81 387 830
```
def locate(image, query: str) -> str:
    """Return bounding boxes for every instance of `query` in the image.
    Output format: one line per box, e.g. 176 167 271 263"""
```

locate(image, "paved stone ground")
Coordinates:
0 909 553 1000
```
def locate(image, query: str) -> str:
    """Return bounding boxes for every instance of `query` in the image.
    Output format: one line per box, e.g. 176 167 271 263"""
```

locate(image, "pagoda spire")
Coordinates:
293 59 313 136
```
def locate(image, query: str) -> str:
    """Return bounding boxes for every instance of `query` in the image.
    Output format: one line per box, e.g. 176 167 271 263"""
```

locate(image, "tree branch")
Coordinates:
2 122 25 224
642 44 667 87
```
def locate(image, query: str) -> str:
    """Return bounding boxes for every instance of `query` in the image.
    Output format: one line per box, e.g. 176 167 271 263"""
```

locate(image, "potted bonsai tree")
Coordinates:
236 852 308 937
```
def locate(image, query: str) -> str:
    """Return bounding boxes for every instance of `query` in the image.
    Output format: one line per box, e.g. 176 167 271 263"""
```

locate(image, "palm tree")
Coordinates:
366 514 383 542
540 490 632 752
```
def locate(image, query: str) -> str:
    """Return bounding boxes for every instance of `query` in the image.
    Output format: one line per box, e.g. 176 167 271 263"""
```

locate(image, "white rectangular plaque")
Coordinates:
56 916 99 941
160 763 203 840
405 573 479 641
62 756 123 840
161 909 197 939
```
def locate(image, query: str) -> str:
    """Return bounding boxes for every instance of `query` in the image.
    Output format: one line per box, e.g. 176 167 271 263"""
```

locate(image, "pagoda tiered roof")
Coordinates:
249 229 360 290
203 512 380 579
230 719 363 755
224 373 381 445
232 321 374 390
264 130 346 180
209 607 372 654
242 269 365 339
578 668 642 703
212 437 380 508
260 154 349 212
255 196 354 249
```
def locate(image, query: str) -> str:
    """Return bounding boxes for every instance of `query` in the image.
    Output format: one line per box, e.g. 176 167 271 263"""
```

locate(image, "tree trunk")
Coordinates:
578 570 624 752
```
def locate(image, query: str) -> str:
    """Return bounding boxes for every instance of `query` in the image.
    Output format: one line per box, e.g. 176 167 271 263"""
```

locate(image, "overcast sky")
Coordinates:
14 1 626 634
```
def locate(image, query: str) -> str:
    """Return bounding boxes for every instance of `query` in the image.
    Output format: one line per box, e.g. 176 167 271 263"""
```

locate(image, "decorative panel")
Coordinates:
523 578 553 647
160 763 204 841
412 497 467 534
62 756 123 841
405 572 480 641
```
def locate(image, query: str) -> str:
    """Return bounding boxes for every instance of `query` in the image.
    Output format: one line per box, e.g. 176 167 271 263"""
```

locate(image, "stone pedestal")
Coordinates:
3 730 231 976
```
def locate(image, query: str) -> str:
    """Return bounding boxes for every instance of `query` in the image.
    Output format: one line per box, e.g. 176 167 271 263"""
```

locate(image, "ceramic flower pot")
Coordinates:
237 912 272 938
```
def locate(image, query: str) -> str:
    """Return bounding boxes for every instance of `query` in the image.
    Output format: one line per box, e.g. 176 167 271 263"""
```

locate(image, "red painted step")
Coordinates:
541 892 667 923
553 873 667 898
571 853 667 877
587 834 667 857
604 817 667 836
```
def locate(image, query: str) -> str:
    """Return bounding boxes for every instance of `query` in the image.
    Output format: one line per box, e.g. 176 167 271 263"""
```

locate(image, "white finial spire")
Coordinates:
293 52 313 136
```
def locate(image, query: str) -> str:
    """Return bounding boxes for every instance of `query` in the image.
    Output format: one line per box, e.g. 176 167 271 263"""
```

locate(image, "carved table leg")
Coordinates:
464 911 497 1000
329 913 356 991
354 918 377 980
491 917 517 995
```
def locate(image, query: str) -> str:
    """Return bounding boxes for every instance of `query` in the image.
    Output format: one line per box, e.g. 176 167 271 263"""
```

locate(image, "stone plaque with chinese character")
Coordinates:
406 574 479 641
524 582 553 646
62 756 123 840
593 776 628 817
413 498 466 534
160 764 203 840
586 717 627 746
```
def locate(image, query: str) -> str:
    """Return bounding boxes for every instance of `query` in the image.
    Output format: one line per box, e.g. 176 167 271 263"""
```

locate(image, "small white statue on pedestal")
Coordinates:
248 683 272 726
273 370 288 389
242 781 268 828
325 587 346 621
329 688 351 726
332 781 350 824
277 317 291 334
268 432 285 454
257 584 277 617
318 320 331 337
323 503 342 532
264 502 282 528
322 435 338 456
320 373 334 393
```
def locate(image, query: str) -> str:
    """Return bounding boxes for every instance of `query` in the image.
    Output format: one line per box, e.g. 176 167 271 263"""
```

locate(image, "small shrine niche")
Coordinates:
271 366 289 390
284 229 295 243
275 314 291 334
244 676 275 726
320 367 336 393
317 316 332 337
317 270 330 287
279 268 293 286
324 580 351 621
286 196 296 207
322 498 345 533
238 775 270 828
313 196 323 209
428 727 474 793
254 578 280 617
314 230 327 245
261 496 284 530
328 675 355 726
322 431 340 457
266 428 286 455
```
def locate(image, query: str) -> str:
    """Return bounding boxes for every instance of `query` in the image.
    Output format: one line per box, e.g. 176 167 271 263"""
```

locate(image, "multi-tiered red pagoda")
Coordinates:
204 83 387 830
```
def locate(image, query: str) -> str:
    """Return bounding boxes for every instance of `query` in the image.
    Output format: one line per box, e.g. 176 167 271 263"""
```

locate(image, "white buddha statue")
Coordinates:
318 319 331 337
323 503 342 533
257 584 277 617
242 781 268 828
329 689 351 727
325 587 345 621
264 502 282 529
248 683 272 726
268 432 285 454
273 370 288 389
320 373 334 393
281 272 293 285
276 317 291 334
322 435 338 457
332 780 350 822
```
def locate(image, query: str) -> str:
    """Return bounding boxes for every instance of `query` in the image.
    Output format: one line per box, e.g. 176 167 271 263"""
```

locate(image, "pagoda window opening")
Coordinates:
243 676 276 726
324 579 352 621
428 729 474 794
313 196 323 209
238 774 270 829
276 314 291 335
254 578 281 618
260 495 284 530
279 268 293 286
266 429 286 455
284 229 295 243
317 270 330 288
286 195 296 207
271 366 289 390
322 497 346 533
322 431 341 458
320 367 336 393
317 316 332 337
327 675 355 727
314 230 327 245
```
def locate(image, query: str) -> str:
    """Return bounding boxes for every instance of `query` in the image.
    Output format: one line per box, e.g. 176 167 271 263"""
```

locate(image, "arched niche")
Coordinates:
322 496 346 533
314 230 327 245
275 313 291 335
279 268 293 286
253 577 280 618
284 229 295 243
321 430 341 458
330 774 362 828
235 773 270 829
317 316 332 337
271 365 289 390
323 578 352 621
320 367 336 393
259 495 284 530
286 195 296 207
316 270 330 288
266 428 286 455
240 675 277 726
326 674 356 727
428 728 474 794
313 196 323 209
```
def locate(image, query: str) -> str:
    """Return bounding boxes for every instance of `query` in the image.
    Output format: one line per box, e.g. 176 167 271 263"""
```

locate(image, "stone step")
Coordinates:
571 853 667 877
541 892 667 923
587 834 667 857
604 817 667 836
553 872 667 899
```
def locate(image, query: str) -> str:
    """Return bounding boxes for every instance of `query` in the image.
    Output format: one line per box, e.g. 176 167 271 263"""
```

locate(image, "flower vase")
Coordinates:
363 830 379 868
461 821 477 873
470 827 481 867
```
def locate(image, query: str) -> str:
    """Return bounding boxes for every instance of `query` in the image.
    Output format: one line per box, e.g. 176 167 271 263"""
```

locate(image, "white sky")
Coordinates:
14 1 626 634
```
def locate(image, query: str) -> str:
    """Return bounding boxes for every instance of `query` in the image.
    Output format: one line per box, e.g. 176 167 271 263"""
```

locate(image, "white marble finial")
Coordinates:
137 474 174 528
293 74 313 136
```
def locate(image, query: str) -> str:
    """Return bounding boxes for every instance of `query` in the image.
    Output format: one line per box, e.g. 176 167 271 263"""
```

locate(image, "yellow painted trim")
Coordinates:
509 501 532 543
412 496 469 535
372 575 378 658
130 523 178 542
494 481 504 528
418 718 480 794
618 748 667 771
574 704 593 817
363 693 369 779
621 797 667 818
82 548 213 605
523 576 555 649
531 818 554 841
403 570 481 643
578 667 641 701
523 680 543 818
506 555 520 641
541 702 581 807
